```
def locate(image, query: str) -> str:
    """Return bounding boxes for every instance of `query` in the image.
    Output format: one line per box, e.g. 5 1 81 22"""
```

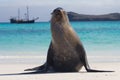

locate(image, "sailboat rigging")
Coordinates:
10 6 39 24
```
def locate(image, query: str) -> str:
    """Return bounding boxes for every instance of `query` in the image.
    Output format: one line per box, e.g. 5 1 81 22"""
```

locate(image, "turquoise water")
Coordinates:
0 21 120 58
0 22 51 56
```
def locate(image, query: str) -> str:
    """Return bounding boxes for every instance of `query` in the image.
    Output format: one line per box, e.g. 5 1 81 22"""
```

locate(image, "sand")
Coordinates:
0 62 119 80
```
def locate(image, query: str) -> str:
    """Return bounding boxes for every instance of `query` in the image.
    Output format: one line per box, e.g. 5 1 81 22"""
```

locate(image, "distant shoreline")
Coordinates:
1 12 120 23
67 12 120 21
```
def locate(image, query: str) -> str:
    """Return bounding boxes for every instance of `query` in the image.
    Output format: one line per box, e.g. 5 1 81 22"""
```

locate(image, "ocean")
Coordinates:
0 21 120 64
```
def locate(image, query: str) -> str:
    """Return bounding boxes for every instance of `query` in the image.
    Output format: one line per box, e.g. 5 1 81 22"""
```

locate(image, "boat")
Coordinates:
10 6 39 24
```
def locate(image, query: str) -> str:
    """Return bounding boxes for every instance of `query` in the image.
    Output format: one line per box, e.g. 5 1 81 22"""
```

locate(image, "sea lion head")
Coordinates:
51 7 69 24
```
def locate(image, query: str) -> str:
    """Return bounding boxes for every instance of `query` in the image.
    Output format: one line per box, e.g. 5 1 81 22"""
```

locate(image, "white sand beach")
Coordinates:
0 62 119 80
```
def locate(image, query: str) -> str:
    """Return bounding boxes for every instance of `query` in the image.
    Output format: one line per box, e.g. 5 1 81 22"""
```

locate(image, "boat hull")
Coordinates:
10 19 35 24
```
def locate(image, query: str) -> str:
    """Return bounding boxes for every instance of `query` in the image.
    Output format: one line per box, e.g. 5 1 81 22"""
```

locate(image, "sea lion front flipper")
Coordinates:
75 43 90 70
24 42 55 72
76 44 114 72
46 42 54 66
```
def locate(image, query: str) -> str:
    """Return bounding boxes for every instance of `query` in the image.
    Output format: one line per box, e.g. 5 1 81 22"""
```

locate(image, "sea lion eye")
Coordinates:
51 10 61 16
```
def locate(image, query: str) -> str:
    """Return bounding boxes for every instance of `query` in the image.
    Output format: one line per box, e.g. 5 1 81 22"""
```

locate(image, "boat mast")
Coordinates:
18 8 20 20
26 6 29 21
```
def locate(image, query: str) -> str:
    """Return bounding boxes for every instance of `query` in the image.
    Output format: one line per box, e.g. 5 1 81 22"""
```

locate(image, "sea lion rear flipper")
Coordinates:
86 69 114 72
24 63 46 71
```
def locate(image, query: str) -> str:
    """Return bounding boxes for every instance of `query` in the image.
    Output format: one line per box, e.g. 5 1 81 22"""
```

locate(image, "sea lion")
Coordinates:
25 7 113 72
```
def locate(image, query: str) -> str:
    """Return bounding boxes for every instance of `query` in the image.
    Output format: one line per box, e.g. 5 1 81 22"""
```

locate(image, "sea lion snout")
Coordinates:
52 7 63 15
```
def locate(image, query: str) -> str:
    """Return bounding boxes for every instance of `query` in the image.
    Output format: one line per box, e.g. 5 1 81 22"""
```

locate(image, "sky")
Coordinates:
0 0 120 22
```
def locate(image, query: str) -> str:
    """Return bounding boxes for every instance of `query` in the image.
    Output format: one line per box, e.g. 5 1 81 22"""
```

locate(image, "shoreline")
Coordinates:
0 55 119 64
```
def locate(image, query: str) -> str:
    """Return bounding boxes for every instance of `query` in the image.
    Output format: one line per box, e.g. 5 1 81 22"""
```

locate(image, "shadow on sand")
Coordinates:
0 71 87 76
0 70 114 76
0 71 48 76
